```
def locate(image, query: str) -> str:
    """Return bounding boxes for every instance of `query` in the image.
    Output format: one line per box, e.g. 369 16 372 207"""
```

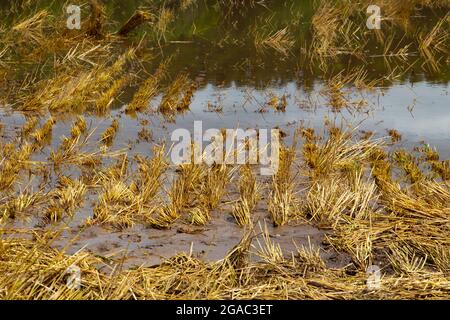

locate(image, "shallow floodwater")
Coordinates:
1 0 449 266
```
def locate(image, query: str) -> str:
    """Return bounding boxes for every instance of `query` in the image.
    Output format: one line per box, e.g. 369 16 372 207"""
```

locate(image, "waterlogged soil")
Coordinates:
4 177 351 268
54 216 340 269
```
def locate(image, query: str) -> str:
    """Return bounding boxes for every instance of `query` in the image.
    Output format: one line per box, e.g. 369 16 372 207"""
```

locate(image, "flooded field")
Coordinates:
0 0 449 299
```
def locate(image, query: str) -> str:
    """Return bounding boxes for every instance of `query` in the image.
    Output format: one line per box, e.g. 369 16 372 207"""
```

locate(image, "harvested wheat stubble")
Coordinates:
1 123 449 299
0 0 449 300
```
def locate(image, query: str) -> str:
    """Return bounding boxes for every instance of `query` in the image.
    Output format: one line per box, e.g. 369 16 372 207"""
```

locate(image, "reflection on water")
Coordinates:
112 81 450 158
0 0 449 154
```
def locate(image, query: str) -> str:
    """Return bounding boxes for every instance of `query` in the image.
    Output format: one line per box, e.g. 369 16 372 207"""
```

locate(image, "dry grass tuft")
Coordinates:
268 145 299 226
100 119 119 147
158 74 196 117
126 58 170 113
255 27 294 56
